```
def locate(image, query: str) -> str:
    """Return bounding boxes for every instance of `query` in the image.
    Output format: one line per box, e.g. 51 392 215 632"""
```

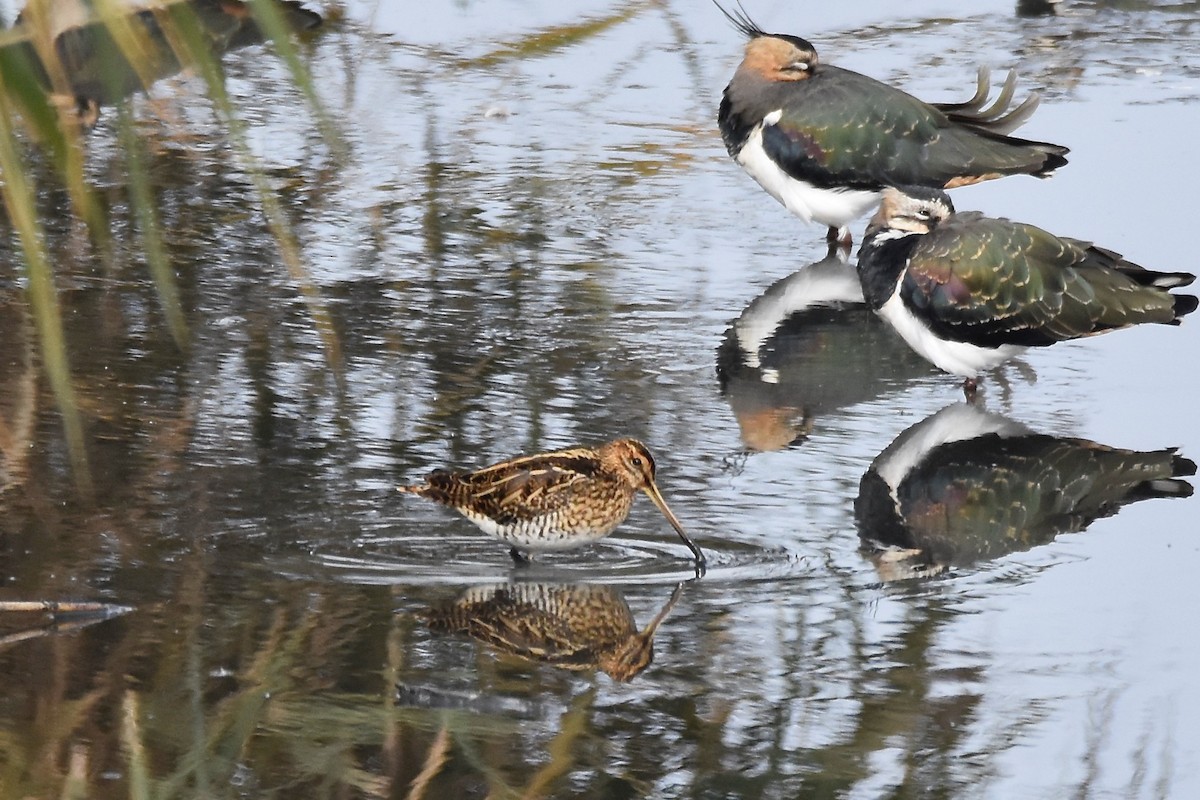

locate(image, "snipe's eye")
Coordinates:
631 457 644 468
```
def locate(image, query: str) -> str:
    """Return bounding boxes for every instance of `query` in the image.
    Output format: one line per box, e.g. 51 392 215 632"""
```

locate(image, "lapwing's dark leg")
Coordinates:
826 225 853 251
962 377 980 403
509 547 530 566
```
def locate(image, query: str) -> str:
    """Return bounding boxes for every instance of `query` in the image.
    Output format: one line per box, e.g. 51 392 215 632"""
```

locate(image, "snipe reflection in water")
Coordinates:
9 0 322 123
424 581 684 682
717 248 932 451
856 403 1196 580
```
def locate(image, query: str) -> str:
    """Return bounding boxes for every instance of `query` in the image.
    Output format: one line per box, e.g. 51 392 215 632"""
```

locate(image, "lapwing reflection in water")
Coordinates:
10 0 322 125
856 403 1196 580
424 582 685 682
717 248 932 452
399 438 706 574
1016 0 1061 16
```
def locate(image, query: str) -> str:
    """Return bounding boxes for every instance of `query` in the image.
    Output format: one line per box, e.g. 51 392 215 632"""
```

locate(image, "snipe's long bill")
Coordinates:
398 438 707 575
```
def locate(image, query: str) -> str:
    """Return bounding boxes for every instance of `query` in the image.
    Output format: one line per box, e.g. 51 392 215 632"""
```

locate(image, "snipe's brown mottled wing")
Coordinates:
406 448 607 525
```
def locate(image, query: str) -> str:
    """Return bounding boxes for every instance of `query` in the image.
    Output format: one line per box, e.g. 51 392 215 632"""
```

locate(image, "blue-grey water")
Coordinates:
0 1 1197 797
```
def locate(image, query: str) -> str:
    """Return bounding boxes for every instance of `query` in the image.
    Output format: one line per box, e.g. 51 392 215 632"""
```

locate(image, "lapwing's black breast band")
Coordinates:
858 234 921 311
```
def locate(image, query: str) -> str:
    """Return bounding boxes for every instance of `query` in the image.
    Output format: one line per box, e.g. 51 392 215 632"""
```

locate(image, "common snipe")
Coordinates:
399 438 706 573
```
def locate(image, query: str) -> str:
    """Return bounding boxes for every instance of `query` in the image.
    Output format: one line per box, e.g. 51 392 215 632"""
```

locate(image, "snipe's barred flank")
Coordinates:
399 438 706 574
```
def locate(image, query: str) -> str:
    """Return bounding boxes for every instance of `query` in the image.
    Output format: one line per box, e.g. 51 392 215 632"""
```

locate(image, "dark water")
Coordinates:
0 1 1198 797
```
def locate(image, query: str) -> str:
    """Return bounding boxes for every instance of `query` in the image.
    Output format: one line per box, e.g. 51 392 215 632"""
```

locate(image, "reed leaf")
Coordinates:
471 2 649 68
117 105 188 350
161 2 345 378
0 88 91 493
246 0 343 156
0 6 110 257
121 691 153 800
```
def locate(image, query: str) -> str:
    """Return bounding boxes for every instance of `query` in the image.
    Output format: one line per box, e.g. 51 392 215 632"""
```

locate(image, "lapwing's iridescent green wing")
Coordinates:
759 66 1062 189
900 215 1182 347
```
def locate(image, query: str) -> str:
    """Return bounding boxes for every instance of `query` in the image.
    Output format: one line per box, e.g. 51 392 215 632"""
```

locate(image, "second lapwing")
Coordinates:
857 187 1197 396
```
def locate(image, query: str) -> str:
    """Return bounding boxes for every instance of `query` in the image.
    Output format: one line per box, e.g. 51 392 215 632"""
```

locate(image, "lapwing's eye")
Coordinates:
784 60 810 73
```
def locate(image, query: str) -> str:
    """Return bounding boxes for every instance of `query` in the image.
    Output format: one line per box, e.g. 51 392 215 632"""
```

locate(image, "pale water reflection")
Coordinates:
717 250 934 451
0 1 1198 798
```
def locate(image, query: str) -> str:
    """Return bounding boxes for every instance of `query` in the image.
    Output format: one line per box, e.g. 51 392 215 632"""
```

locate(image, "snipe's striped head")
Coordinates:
597 438 658 489
599 439 706 574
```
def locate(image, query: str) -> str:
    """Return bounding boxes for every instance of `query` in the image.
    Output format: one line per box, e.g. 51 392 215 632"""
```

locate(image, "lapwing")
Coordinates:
716 3 1068 246
13 0 322 126
856 186 1198 397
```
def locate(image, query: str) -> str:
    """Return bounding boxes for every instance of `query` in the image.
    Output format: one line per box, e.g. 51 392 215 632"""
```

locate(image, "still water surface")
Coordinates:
1 0 1198 797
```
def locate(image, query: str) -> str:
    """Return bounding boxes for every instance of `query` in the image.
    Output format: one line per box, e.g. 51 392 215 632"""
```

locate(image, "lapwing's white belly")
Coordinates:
877 292 1026 377
737 113 881 231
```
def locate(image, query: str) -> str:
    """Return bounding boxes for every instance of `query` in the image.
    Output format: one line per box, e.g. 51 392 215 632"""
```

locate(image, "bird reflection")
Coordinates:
8 0 321 124
1016 0 1061 16
716 248 932 451
856 403 1196 580
424 581 684 682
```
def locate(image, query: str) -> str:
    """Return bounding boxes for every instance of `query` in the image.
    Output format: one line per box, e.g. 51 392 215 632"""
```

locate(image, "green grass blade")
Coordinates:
160 2 345 378
0 24 111 261
120 692 152 800
472 2 649 67
0 88 91 494
117 105 188 350
246 0 344 156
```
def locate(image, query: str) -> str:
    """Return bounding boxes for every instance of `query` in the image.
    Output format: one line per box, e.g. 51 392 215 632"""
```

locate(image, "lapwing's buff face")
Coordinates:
602 439 658 490
741 35 818 82
719 4 817 83
872 187 955 236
